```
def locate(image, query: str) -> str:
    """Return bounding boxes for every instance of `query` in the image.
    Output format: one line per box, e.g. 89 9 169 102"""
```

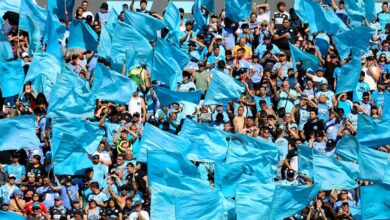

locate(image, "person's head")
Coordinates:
259 100 267 110
27 172 35 183
341 202 350 212
76 7 83 17
126 162 135 173
223 122 232 132
383 40 389 51
237 106 244 116
1 202 9 211
340 190 349 200
250 12 257 22
279 52 286 61
92 154 100 165
140 0 148 10
277 1 286 12
359 71 365 82
54 196 63 207
179 8 184 18
382 2 388 12
282 18 290 28
169 109 178 120
286 168 295 180
119 11 125 21
213 46 220 56
315 199 323 208
8 174 16 184
89 182 100 193
246 117 255 127
237 48 246 59
339 0 345 9
132 112 140 122
116 154 125 165
32 202 41 214
11 153 19 163
32 192 40 201
100 3 108 12
378 81 386 91
239 37 247 47
261 127 271 138
316 66 324 77
318 94 327 104
306 79 313 89
362 92 370 103
310 109 318 120
134 201 143 211
241 23 249 33
89 200 97 208
108 198 116 208
225 50 232 61
81 0 89 12
282 80 290 90
185 21 193 31
320 81 328 91
284 113 292 123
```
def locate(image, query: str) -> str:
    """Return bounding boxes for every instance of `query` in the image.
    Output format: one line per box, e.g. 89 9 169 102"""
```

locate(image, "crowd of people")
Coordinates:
0 0 389 219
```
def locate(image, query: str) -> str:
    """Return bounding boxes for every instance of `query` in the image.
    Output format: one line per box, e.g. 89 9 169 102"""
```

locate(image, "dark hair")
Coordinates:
140 0 147 4
89 182 99 188
277 1 286 8
225 50 232 56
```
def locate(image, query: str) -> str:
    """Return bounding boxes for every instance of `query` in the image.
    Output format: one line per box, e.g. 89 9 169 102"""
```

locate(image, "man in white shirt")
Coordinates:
81 0 94 20
129 201 150 220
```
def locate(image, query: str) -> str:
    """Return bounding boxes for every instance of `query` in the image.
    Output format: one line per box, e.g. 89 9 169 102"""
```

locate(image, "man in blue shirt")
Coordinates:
353 72 370 102
0 175 20 204
1 154 26 184
377 2 390 32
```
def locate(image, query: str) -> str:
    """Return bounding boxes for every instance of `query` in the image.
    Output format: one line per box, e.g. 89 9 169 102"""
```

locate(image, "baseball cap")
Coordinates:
133 112 140 118
54 196 63 201
279 52 286 56
126 162 135 168
320 80 328 85
100 3 108 10
32 202 41 209
188 41 196 47
217 103 223 106
8 174 16 179
72 199 80 204
22 52 30 58
215 35 223 39
287 169 295 177
326 139 336 147
263 35 271 40
316 66 324 72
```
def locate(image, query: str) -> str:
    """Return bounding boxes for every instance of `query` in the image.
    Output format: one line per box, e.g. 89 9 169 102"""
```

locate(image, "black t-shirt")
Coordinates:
303 119 325 139
274 27 298 50
286 149 298 160
49 207 70 220
68 207 86 219
122 206 134 218
126 170 147 193
27 164 46 181
106 207 121 218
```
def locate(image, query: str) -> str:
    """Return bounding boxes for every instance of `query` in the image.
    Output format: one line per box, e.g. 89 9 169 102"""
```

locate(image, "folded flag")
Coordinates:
154 86 201 107
335 135 359 162
26 15 42 56
335 55 361 94
0 0 21 16
293 0 308 23
51 118 104 155
124 10 165 40
360 184 390 220
53 133 93 175
67 19 99 51
334 26 372 60
92 63 137 104
178 119 228 162
0 115 40 151
358 145 389 184
204 70 244 105
163 0 180 31
0 59 24 97
289 42 320 71
269 183 321 219
47 65 95 119
23 52 61 99
356 114 390 148
225 0 251 23
150 50 182 91
138 123 191 162
313 152 359 190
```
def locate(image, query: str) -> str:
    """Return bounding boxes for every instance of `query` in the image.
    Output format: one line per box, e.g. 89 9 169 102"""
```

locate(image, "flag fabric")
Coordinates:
91 63 137 104
150 50 182 91
26 16 42 56
0 18 13 63
138 123 191 162
105 121 120 145
289 43 320 71
48 0 66 21
23 53 61 99
66 0 75 21
381 92 390 121
67 19 99 51
293 0 307 23
360 184 390 220
162 169 211 191
0 0 21 16
124 10 165 40
0 115 40 151
175 190 227 220
204 70 245 105
178 119 228 162
44 12 63 63
356 114 390 148
202 0 215 12
53 133 93 175
47 65 95 119
124 33 152 72
51 118 104 155
335 55 361 94
154 39 190 70
236 181 277 220
0 59 24 97
225 0 251 23
344 0 376 24
0 210 26 220
334 26 372 60
358 145 389 184
193 0 208 30
97 25 112 62
111 21 152 72
298 145 314 179
335 135 359 162
147 150 201 186
154 86 202 107
313 152 359 190
269 183 321 219
105 8 118 35
163 0 180 31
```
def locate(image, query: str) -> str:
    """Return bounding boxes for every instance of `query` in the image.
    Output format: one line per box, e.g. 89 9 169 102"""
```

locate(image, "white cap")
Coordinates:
22 52 30 58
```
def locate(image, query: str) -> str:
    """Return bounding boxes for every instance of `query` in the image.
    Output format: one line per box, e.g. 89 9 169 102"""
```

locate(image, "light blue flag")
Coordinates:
163 1 180 31
0 18 13 63
105 122 120 145
97 25 112 62
335 135 359 162
26 16 42 56
0 210 26 220
175 190 227 220
65 0 75 21
344 0 376 24
313 152 359 190
52 118 104 155
381 92 390 121
298 145 314 179
150 50 181 91
193 0 208 31
124 32 153 71
360 184 390 220
111 21 152 72
202 0 215 12
53 133 93 175
154 39 190 70
147 150 201 186
236 180 277 220
105 8 118 35
154 86 202 107
91 63 137 104
179 119 228 162
132 137 141 160
289 43 319 71
23 53 61 99
334 26 372 60
138 123 191 162
47 65 95 119
48 0 66 21
124 10 165 40
204 70 245 105
0 59 24 97
350 206 362 220
162 168 211 190
0 115 40 151
356 114 390 148
44 12 63 63
358 145 389 184
225 133 281 165
67 19 99 51
293 0 307 23
269 183 321 220
225 0 251 23
335 55 361 94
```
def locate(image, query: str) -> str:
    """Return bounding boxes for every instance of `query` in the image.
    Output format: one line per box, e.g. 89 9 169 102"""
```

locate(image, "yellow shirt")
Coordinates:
233 45 252 59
